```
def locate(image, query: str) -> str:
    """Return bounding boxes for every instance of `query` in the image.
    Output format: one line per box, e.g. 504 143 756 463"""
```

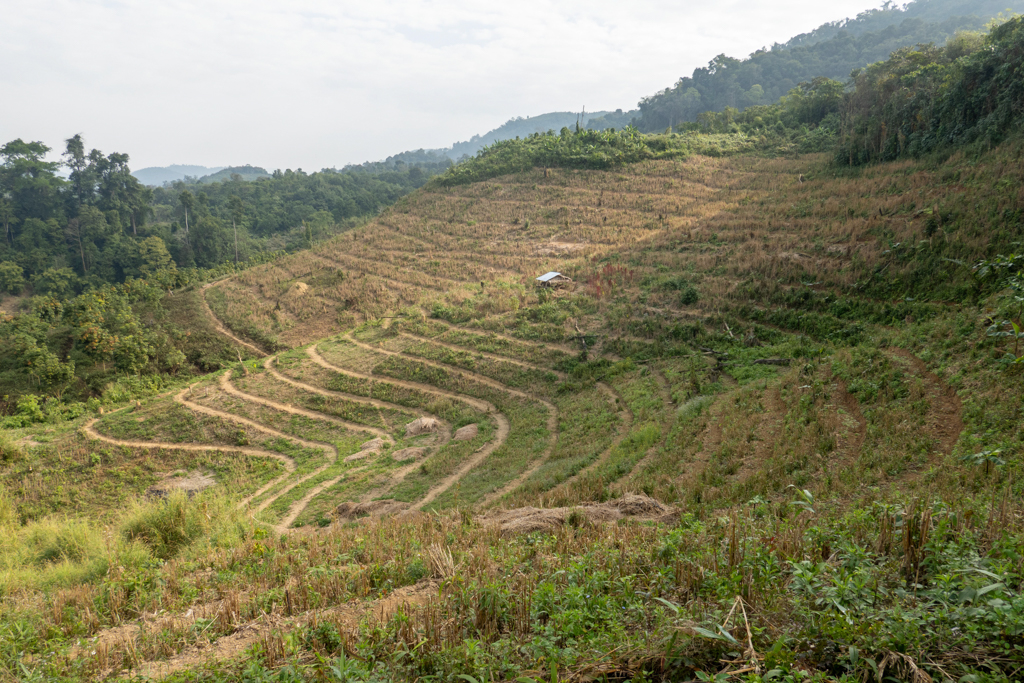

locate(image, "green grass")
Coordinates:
371 355 551 505
505 382 620 504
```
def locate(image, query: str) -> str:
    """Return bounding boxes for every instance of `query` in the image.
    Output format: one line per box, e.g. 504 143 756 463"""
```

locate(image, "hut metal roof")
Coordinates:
536 272 565 282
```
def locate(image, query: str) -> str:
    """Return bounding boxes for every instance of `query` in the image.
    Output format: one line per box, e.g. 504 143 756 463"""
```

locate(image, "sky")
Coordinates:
0 0 882 171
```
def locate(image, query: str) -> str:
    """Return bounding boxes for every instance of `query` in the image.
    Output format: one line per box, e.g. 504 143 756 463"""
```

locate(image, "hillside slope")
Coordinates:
4 138 1024 682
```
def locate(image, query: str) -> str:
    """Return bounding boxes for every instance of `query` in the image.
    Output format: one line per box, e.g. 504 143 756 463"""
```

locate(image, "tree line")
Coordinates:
837 16 1024 163
634 0 1024 132
0 137 448 298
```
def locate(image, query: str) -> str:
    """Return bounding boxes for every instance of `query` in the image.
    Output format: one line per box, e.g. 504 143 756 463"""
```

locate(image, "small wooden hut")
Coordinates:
535 272 573 288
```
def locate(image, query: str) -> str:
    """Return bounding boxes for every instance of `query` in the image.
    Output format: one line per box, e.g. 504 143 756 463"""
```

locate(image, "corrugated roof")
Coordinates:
536 272 564 282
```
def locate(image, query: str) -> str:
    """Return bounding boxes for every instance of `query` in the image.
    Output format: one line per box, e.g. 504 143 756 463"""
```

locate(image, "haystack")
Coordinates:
392 447 426 462
360 438 385 452
453 424 478 441
405 417 440 437
479 493 677 535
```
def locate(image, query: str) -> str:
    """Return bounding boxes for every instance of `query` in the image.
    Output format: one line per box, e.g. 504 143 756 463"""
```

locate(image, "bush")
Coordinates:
119 491 255 560
24 517 103 565
0 261 25 295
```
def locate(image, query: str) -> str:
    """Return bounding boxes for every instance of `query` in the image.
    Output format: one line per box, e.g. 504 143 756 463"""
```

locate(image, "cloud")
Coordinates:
0 0 881 170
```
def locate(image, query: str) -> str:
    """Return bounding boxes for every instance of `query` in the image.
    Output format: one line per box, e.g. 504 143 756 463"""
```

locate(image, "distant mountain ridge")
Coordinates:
196 165 271 184
132 164 225 186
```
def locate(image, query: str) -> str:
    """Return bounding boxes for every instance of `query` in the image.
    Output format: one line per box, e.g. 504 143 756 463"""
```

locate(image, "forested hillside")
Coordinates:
0 139 449 404
636 0 1024 131
446 111 612 159
0 137 448 297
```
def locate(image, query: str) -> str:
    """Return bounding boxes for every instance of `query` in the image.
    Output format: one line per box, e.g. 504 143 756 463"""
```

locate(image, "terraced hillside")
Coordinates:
69 147 1024 527
5 142 1024 683
155 150 1017 518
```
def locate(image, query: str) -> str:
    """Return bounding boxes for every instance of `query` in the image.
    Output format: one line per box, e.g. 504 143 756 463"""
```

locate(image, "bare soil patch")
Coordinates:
336 499 411 520
147 470 216 498
480 493 677 535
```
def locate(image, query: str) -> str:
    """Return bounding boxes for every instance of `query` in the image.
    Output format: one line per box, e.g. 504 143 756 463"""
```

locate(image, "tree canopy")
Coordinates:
634 0 1024 132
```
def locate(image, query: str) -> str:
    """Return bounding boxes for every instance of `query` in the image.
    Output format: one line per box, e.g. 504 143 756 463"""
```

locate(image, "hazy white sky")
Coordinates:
1 0 881 171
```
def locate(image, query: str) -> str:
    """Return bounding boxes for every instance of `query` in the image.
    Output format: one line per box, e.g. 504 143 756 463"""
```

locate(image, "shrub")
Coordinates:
24 517 103 566
0 261 24 295
119 491 256 560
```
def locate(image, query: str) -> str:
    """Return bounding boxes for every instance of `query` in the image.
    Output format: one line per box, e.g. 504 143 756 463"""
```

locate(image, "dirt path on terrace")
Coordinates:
431 316 584 357
539 384 636 499
265 356 436 419
615 367 678 485
310 252 460 294
308 344 514 509
346 333 545 403
308 345 494 413
344 333 562 502
200 280 268 357
887 347 964 460
829 378 869 472
175 387 342 533
82 420 295 510
219 370 392 442
176 387 338 465
264 355 456 505
413 412 512 511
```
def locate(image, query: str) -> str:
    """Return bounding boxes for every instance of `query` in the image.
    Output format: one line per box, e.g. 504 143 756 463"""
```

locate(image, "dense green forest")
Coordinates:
838 16 1024 163
446 14 1024 183
446 111 612 159
150 160 450 268
0 138 449 297
0 140 449 407
635 0 1024 131
192 165 271 184
131 164 224 187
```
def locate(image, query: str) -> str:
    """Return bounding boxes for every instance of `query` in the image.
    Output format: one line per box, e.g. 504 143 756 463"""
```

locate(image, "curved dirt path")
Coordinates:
429 317 582 356
263 355 454 504
82 419 296 510
310 252 463 294
345 333 537 400
887 347 964 461
174 387 344 533
219 370 392 442
200 280 268 357
308 345 494 413
617 367 676 481
264 356 436 419
413 413 512 511
344 333 562 502
308 343 519 510
387 328 636 506
477 379 625 506
538 383 636 500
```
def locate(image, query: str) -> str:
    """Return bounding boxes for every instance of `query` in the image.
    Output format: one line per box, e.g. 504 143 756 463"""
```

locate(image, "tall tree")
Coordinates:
228 195 244 264
62 134 92 209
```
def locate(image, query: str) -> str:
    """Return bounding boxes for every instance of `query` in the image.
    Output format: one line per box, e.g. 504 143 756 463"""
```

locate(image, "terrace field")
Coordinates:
3 141 1024 682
